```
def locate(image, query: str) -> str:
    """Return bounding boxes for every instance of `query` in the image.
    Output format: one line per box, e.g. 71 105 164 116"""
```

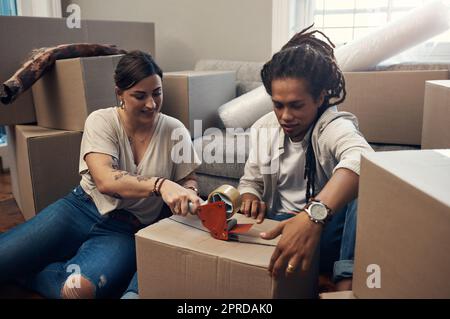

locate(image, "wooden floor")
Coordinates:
0 170 44 299
0 170 336 298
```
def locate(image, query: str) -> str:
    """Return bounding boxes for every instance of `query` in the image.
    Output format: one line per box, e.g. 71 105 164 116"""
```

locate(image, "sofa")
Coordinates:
192 59 425 198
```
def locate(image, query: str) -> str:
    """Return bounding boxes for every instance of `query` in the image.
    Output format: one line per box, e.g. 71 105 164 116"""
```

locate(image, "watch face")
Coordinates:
310 203 328 221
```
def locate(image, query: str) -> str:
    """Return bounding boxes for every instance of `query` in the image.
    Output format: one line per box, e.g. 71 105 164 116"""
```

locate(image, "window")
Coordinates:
16 0 61 17
0 0 17 146
0 0 17 16
291 0 450 63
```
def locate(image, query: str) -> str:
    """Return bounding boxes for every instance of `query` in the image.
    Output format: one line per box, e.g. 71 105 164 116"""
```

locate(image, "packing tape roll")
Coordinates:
207 184 242 219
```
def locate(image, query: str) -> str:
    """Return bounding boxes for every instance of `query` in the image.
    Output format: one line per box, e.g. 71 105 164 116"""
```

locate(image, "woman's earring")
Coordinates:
119 100 125 109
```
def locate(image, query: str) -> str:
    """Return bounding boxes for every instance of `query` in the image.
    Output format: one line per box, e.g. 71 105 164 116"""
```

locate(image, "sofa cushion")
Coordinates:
194 59 263 96
196 173 240 198
195 60 272 129
194 129 250 179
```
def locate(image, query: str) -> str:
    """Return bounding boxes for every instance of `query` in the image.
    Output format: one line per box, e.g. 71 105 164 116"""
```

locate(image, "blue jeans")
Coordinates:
121 272 139 299
269 200 357 283
0 185 152 299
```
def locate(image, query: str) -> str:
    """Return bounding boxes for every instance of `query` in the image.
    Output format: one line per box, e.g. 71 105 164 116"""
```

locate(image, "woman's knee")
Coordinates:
61 274 96 299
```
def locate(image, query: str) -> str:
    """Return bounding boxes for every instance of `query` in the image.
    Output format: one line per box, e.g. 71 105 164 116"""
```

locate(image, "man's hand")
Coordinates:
260 212 323 277
240 193 267 224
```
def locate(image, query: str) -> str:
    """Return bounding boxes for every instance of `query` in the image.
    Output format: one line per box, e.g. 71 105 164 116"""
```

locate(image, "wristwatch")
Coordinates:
303 199 332 225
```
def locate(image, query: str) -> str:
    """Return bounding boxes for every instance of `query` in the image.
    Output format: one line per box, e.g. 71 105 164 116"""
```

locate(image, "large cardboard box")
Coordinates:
0 15 155 125
0 143 8 171
5 126 22 211
136 214 319 299
353 150 450 299
339 70 448 145
14 125 82 220
421 80 450 149
32 55 122 131
163 71 236 138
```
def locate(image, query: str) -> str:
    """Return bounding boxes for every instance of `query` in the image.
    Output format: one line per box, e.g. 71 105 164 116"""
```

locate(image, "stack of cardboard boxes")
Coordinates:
5 55 122 220
0 15 156 220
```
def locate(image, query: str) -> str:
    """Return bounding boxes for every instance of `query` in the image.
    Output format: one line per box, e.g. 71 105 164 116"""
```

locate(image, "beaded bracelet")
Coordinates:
151 177 161 196
155 177 167 196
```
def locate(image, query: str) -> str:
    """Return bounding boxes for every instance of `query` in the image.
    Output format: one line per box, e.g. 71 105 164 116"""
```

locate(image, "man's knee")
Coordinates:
61 274 95 299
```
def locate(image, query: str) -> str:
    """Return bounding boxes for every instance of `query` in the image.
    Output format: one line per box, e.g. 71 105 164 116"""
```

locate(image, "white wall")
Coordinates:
67 0 273 71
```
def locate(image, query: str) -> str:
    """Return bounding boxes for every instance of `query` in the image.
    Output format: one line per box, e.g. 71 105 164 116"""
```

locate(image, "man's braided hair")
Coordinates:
261 24 347 201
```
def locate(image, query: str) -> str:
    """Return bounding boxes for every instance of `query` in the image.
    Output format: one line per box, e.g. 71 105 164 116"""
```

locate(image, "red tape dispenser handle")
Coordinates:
190 185 253 241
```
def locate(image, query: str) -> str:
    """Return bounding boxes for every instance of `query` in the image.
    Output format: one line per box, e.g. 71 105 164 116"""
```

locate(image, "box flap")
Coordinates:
426 79 450 88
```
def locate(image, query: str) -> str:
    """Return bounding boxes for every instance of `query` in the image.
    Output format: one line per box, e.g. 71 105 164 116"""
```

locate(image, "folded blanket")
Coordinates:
1 43 127 104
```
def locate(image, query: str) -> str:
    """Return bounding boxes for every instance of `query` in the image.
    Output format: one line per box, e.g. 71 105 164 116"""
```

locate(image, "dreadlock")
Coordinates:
261 24 347 202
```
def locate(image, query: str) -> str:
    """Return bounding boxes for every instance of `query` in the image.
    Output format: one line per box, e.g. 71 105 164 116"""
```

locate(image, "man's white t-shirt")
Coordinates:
79 107 200 225
273 136 308 214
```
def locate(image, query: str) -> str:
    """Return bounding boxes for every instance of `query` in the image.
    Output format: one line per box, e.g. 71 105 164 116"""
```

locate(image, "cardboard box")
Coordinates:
32 55 122 131
353 150 450 299
0 143 8 171
4 126 22 211
339 70 448 145
0 98 36 127
421 80 450 149
0 15 155 125
136 214 319 299
163 71 236 138
14 125 82 220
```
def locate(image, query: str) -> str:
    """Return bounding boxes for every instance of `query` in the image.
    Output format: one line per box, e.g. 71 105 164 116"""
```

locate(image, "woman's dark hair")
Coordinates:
114 50 163 91
261 24 346 202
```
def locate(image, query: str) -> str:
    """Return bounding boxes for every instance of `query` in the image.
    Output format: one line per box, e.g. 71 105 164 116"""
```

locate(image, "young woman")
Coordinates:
239 25 373 291
0 51 202 298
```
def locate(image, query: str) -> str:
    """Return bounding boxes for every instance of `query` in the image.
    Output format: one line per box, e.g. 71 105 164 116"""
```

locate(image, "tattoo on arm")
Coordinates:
137 176 151 182
114 171 130 180
111 157 120 171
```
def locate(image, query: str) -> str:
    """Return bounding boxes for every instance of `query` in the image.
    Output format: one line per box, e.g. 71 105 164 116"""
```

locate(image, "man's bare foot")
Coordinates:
335 278 352 291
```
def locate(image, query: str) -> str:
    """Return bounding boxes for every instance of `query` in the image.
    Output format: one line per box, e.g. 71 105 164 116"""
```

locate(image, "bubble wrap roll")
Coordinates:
335 0 450 71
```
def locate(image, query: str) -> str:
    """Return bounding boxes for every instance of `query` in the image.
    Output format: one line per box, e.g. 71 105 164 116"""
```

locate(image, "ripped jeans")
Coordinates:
0 185 154 298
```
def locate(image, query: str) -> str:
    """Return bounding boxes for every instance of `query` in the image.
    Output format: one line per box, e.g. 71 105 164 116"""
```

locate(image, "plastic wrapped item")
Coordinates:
335 0 450 71
218 85 273 129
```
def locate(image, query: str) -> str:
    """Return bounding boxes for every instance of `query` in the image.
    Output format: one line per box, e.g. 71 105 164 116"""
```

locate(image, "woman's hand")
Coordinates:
240 193 267 223
260 212 323 277
159 180 201 216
